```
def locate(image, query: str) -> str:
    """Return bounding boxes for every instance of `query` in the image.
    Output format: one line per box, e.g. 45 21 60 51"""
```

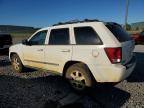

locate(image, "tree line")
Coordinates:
125 24 144 31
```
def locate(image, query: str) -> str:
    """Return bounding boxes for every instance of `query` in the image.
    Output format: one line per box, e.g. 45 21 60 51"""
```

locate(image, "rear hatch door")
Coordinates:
106 23 135 65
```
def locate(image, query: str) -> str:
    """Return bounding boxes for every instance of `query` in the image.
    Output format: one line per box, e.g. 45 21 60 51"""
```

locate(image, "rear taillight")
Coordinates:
104 47 122 64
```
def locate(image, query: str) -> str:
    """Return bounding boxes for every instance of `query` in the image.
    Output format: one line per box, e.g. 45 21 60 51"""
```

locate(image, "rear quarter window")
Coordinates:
106 24 132 42
74 27 102 45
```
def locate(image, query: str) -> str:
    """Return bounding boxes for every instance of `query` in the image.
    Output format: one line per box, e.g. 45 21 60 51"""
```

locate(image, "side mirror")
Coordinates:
22 39 30 45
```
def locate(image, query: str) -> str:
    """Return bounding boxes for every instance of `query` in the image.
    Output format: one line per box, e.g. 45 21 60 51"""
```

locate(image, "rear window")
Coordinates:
74 27 102 45
106 24 132 42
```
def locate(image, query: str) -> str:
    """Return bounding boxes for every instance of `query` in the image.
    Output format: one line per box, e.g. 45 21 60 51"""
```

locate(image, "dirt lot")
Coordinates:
0 45 144 108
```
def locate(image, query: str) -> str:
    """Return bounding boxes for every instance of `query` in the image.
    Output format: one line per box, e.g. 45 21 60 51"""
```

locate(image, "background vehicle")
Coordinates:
9 20 136 91
0 33 12 55
131 31 144 44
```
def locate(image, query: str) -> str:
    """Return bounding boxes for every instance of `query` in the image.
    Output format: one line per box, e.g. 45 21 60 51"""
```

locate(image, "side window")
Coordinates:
29 31 47 45
49 28 69 45
74 27 102 45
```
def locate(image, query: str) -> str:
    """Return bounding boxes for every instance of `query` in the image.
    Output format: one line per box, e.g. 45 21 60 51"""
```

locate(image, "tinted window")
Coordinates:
49 28 69 45
29 31 47 45
106 24 132 42
74 27 102 45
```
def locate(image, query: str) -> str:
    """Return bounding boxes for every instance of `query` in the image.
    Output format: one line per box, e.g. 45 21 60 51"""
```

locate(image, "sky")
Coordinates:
0 0 144 28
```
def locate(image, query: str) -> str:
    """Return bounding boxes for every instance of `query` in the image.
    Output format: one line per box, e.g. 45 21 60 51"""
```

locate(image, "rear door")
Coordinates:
106 24 135 65
44 27 72 73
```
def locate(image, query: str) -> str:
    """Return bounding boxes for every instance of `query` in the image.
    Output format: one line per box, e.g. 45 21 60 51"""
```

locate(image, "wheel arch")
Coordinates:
10 52 24 64
10 52 18 60
62 61 94 79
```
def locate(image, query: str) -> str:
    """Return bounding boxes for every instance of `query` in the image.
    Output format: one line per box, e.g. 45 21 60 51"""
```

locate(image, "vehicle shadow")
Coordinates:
85 84 130 108
0 75 130 108
127 52 144 82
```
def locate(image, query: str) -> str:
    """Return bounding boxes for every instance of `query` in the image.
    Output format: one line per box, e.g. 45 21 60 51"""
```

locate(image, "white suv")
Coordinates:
9 20 136 91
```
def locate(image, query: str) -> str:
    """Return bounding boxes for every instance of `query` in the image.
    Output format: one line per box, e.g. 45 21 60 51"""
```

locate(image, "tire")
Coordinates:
65 63 93 91
11 54 24 73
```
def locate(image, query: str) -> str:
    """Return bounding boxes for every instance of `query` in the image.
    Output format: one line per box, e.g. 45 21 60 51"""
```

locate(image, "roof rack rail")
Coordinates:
105 22 122 28
53 19 100 26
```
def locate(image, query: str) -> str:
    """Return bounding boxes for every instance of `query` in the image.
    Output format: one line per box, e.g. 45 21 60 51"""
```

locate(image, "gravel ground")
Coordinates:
0 45 144 108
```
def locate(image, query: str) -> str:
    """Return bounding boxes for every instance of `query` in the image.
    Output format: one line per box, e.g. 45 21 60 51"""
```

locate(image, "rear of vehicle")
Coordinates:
69 22 136 91
0 34 12 54
93 23 136 82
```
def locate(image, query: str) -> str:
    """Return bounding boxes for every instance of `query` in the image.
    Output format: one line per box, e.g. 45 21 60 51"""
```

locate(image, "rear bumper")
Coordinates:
89 56 136 82
122 56 136 80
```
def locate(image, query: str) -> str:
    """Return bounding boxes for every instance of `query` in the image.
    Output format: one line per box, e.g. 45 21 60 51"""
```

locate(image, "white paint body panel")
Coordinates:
23 45 45 68
9 22 136 82
44 45 72 73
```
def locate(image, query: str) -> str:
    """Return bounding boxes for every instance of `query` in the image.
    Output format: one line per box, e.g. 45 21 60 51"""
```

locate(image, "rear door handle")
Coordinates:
61 49 70 52
37 49 43 51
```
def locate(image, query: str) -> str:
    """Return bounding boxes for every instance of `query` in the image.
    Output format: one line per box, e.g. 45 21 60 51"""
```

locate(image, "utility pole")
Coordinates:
125 0 129 30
